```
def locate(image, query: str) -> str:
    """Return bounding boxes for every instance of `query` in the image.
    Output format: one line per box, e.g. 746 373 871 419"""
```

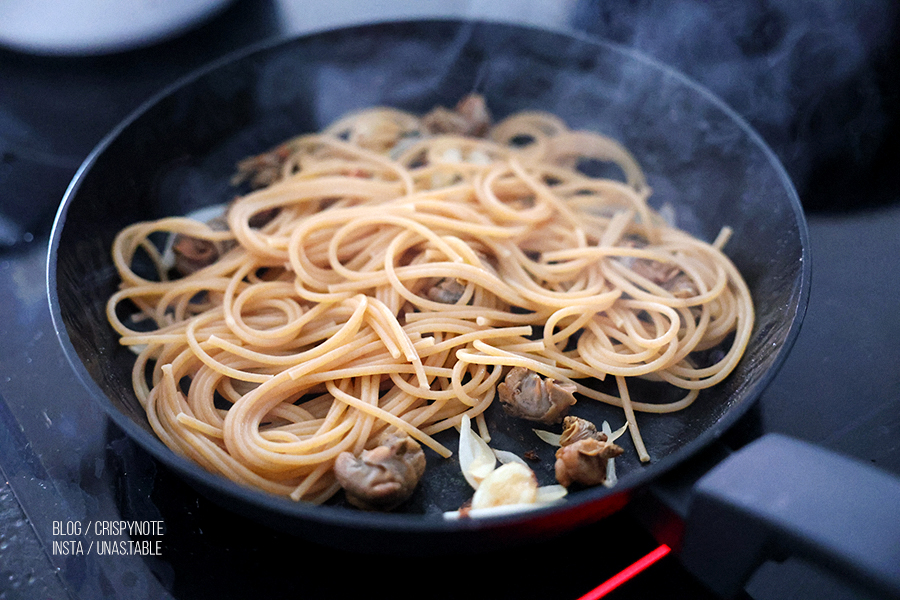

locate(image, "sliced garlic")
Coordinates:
602 420 619 488
536 484 568 504
458 414 496 489
493 448 528 466
533 428 562 447
471 462 538 509
442 503 546 520
450 415 569 519
606 420 629 443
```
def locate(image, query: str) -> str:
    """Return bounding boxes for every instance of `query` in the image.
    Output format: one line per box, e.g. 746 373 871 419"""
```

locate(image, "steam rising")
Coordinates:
572 0 900 209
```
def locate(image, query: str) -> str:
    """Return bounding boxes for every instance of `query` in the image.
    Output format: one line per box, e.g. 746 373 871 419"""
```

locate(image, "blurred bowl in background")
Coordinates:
0 0 235 56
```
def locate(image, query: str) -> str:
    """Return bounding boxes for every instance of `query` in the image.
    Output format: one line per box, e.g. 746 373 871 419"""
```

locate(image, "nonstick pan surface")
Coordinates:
47 19 809 553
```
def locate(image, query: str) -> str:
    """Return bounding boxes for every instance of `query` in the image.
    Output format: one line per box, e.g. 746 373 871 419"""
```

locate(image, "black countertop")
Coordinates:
2 2 898 599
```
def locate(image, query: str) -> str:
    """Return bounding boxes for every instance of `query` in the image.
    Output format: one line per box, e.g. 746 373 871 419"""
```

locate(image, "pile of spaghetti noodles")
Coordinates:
107 97 754 504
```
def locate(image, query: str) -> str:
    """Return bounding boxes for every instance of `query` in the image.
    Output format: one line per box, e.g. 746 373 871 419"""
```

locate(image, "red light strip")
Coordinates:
575 544 672 600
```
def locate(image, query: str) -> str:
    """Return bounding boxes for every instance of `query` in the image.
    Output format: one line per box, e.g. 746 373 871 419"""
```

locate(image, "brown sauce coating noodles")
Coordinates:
106 100 754 504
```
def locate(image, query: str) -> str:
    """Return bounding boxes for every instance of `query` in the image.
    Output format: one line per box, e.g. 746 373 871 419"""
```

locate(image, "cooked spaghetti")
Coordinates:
106 97 754 504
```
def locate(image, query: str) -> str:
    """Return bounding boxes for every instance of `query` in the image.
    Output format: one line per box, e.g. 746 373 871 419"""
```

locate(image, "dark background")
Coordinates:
574 0 900 213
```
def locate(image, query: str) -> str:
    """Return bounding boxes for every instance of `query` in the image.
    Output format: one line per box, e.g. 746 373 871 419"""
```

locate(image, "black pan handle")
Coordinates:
656 433 900 599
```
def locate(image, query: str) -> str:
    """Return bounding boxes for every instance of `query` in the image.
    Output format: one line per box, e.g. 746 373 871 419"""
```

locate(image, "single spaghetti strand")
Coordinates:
616 375 650 463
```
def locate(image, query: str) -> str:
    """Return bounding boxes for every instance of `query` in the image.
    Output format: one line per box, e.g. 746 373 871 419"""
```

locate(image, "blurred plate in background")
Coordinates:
0 0 235 55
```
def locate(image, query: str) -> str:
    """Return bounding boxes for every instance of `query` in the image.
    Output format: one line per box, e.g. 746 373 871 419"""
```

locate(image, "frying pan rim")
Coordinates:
46 17 811 538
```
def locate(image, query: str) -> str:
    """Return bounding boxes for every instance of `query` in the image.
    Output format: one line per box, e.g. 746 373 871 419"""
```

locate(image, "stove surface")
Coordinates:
2 2 898 599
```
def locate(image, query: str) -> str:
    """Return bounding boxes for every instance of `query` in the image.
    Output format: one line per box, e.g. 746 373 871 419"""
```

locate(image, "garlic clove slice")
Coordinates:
601 421 620 488
493 448 528 466
458 414 496 489
536 484 568 504
471 462 538 509
533 428 562 447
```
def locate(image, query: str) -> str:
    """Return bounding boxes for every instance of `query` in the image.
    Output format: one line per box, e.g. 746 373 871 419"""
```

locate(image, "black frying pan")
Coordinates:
47 17 815 582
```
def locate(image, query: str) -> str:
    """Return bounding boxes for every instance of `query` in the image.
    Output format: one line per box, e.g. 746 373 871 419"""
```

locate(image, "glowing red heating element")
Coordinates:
576 544 672 600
